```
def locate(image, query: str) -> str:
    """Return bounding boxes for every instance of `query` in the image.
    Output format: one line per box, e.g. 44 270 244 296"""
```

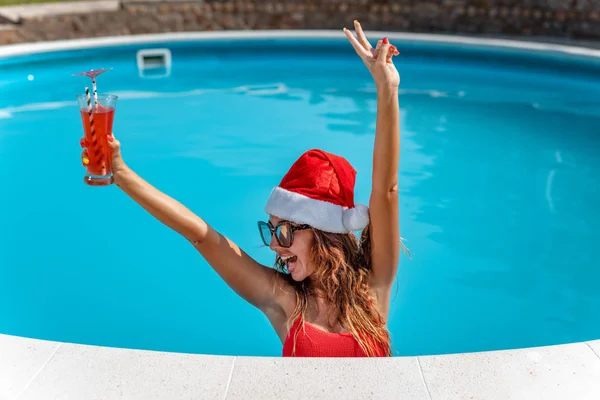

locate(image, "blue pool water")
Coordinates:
1 36 600 357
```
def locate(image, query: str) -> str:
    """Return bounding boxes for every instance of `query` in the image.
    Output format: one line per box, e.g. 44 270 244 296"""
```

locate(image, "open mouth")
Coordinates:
280 255 298 272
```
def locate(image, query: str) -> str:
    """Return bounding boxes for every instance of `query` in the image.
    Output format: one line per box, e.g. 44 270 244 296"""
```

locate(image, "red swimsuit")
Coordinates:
282 317 387 357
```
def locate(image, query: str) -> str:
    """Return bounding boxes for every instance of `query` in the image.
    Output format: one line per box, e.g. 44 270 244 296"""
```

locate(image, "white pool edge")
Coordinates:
2 31 600 398
2 333 600 399
1 30 600 59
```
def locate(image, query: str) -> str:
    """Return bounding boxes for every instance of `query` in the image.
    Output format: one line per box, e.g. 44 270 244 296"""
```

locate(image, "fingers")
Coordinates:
106 132 119 150
344 23 400 65
369 39 381 59
343 27 370 59
377 37 399 64
344 20 400 62
386 45 397 63
375 40 399 59
81 149 89 167
377 43 392 65
80 133 121 169
352 20 372 51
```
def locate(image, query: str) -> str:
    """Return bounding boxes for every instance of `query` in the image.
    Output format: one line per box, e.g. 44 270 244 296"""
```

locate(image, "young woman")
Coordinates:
88 21 403 357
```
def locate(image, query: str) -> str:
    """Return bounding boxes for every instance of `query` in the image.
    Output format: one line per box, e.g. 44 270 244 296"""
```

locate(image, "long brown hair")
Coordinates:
274 225 392 357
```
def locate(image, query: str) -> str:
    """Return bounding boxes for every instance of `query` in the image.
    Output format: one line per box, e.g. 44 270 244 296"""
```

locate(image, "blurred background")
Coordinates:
1 0 599 46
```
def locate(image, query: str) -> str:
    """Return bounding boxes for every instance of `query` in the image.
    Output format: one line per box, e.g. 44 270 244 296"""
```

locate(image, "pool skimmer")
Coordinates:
136 48 172 79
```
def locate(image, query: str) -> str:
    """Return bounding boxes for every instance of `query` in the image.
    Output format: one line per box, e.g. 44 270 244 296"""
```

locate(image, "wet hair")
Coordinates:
275 225 392 357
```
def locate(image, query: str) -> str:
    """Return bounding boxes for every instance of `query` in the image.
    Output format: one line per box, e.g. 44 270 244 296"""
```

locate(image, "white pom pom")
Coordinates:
342 204 370 232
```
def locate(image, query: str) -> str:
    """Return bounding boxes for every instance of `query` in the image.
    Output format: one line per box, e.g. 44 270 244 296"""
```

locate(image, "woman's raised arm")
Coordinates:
344 21 401 292
101 135 287 316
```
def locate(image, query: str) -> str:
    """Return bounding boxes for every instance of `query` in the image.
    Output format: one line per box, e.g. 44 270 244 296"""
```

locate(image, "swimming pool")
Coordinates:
1 32 599 357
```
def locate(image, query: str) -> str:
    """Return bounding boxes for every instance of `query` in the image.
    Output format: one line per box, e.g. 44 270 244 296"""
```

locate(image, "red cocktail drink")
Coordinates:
76 93 118 186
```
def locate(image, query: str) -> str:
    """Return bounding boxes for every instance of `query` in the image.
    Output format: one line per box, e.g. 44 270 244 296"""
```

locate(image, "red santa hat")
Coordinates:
264 149 370 233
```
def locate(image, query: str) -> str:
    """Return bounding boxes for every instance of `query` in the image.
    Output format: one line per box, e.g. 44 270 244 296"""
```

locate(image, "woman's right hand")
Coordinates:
80 132 128 181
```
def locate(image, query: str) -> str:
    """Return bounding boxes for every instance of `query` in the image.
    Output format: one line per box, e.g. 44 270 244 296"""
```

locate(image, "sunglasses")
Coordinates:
257 220 311 248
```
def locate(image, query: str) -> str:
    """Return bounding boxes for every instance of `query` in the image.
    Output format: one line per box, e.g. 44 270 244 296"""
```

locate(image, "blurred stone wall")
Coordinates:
1 0 600 45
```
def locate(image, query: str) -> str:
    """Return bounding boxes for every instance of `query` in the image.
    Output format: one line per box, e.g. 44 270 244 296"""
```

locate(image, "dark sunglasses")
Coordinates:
257 220 311 248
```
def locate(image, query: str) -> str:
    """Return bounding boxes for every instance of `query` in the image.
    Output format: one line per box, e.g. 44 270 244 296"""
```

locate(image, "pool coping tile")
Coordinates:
587 340 600 359
0 334 61 400
418 342 600 400
15 341 235 400
225 356 430 400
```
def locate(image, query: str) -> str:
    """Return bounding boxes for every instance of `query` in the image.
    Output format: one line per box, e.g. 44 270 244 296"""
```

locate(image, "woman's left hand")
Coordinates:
344 20 400 91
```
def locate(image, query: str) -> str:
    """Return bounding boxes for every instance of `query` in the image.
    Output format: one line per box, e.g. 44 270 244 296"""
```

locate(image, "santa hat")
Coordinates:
264 149 370 233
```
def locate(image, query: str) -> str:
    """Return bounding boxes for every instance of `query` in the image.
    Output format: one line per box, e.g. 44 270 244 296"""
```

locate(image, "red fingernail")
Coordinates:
382 37 389 44
107 136 113 142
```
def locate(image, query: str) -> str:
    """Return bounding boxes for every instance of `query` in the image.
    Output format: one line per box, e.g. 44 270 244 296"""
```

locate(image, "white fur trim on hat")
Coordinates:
342 203 370 232
265 187 370 233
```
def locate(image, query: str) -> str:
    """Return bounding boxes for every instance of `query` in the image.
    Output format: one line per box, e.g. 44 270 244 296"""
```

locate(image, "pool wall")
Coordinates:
2 31 600 398
1 0 600 45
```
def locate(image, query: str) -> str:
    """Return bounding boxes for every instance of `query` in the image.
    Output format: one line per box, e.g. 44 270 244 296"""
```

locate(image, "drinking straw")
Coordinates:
84 86 102 165
91 76 99 108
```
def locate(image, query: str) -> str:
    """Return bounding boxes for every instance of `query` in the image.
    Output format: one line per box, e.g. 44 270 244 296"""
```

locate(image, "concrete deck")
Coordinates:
1 31 600 399
2 333 600 399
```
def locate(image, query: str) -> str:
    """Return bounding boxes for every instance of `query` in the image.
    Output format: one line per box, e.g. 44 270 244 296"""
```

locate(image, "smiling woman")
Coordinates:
98 21 403 358
1 29 600 358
